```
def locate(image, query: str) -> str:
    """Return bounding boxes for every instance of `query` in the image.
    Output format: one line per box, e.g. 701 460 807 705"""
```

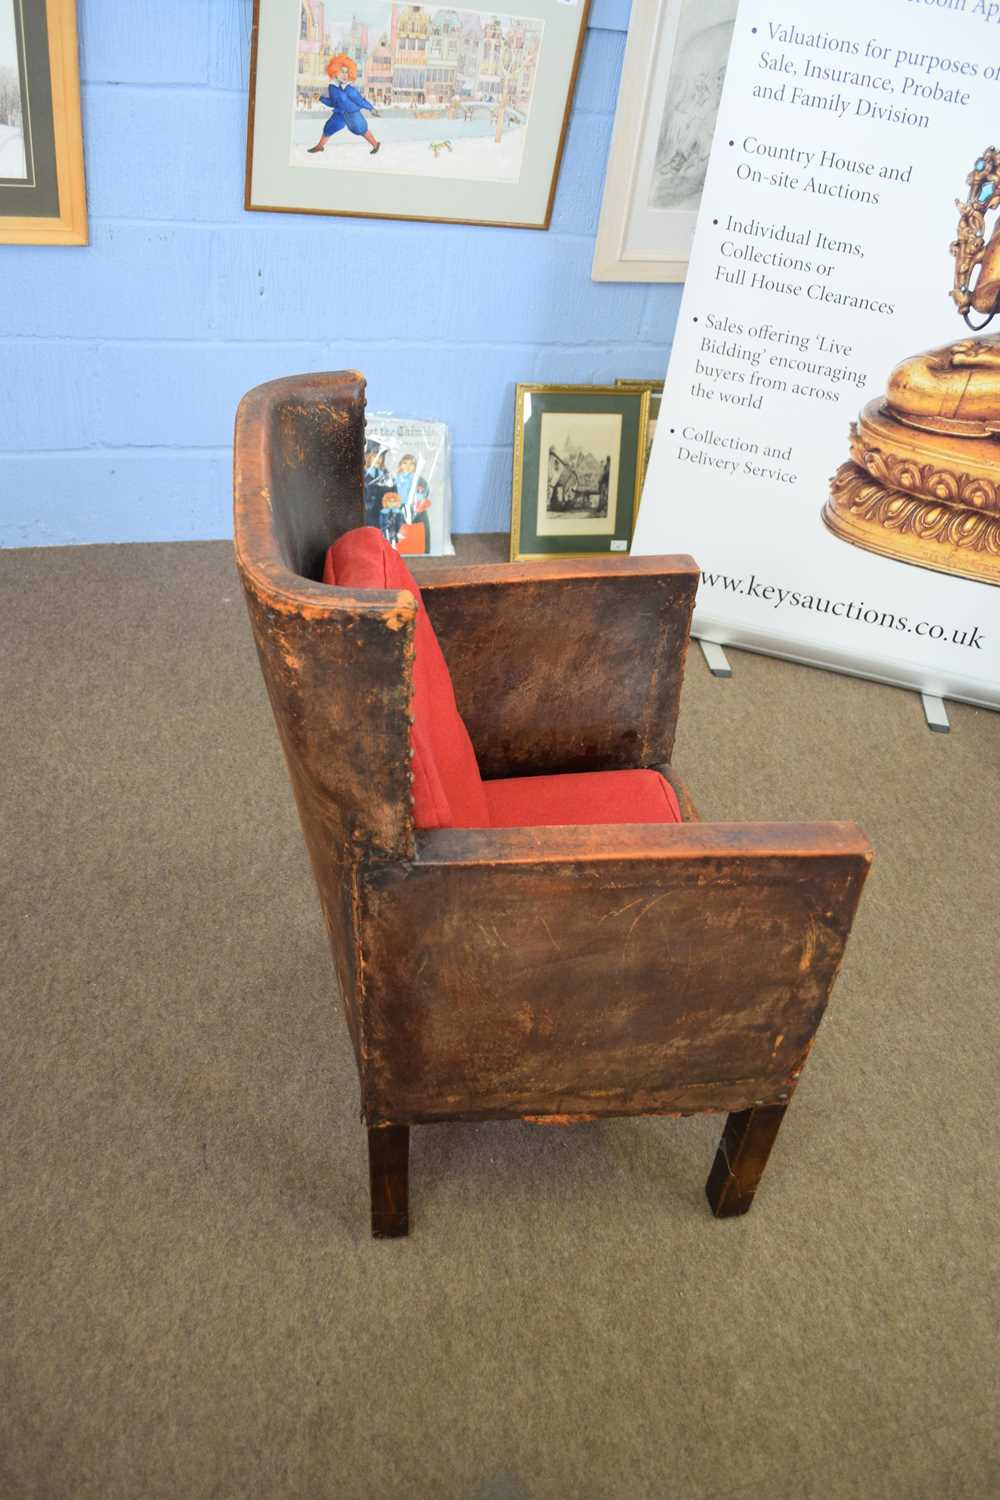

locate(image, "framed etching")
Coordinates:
0 0 86 245
592 0 735 282
246 0 590 229
510 384 650 561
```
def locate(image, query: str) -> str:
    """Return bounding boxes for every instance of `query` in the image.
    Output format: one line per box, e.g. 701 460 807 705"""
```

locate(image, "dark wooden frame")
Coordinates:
234 372 872 1237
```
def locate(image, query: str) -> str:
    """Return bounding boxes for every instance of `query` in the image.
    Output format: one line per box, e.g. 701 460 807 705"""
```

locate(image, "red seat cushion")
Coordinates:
325 529 489 829
485 769 681 828
324 529 683 833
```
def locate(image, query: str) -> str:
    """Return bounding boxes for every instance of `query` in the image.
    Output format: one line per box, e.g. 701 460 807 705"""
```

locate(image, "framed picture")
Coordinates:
616 378 662 492
0 0 86 245
592 0 735 282
246 0 590 230
364 414 455 555
510 384 650 561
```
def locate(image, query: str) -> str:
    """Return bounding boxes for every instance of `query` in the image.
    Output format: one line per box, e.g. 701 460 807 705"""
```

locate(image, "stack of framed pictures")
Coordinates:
509 383 661 562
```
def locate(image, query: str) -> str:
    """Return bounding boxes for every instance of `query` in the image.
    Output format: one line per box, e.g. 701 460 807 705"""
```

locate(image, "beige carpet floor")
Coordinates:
2 539 998 1500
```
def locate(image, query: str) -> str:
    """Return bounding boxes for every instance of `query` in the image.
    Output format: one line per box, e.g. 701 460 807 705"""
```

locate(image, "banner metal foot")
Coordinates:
921 693 950 733
698 640 732 678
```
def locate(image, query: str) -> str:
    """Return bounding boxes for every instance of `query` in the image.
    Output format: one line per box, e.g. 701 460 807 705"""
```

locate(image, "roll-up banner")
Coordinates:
631 0 1000 708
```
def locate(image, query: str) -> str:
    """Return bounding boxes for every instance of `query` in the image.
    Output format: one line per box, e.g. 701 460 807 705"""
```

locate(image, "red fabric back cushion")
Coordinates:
324 529 489 830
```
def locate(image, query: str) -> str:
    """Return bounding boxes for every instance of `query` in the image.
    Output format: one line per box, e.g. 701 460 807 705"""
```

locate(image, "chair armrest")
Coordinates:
356 821 872 1124
408 554 699 778
410 818 870 870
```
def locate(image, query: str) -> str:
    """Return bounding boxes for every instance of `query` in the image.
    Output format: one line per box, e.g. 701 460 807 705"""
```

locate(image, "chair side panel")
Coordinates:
357 844 869 1123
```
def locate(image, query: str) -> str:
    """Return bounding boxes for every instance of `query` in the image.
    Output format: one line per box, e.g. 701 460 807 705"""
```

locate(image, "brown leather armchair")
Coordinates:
234 372 872 1238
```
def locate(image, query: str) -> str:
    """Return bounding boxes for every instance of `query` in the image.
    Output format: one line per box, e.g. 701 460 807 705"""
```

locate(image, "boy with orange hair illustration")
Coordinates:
308 55 381 156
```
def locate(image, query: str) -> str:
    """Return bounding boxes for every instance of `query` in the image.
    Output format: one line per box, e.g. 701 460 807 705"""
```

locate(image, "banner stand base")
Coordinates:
697 639 732 679
696 631 956 733
921 694 951 735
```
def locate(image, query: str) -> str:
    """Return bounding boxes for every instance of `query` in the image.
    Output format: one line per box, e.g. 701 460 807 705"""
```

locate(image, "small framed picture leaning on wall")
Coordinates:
510 385 650 562
617 377 662 419
246 0 590 230
616 377 663 498
0 0 86 245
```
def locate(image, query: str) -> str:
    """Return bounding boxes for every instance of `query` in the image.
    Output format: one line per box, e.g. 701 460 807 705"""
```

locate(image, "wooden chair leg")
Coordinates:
368 1125 410 1238
705 1103 789 1218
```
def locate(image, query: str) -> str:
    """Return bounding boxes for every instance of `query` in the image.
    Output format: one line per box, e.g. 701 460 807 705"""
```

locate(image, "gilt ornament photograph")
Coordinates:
824 146 1000 587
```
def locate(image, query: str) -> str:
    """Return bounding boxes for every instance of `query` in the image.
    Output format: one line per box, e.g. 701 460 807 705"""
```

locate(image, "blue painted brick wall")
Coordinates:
0 0 680 546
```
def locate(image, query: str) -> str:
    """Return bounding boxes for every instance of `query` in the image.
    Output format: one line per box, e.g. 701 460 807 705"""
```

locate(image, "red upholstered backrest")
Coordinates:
324 529 489 830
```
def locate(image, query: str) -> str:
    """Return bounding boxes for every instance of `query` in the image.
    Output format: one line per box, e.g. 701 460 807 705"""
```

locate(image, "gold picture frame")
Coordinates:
0 0 87 246
616 377 664 495
615 378 664 397
510 384 650 562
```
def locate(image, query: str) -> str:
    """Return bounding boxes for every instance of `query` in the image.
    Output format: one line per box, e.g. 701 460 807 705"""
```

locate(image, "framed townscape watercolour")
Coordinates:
592 0 736 281
363 414 455 555
0 0 86 245
246 0 590 229
510 385 650 561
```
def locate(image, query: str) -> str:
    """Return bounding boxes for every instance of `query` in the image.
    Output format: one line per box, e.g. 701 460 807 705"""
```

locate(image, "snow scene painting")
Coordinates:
648 0 736 211
0 0 26 180
536 412 621 538
291 1 543 183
